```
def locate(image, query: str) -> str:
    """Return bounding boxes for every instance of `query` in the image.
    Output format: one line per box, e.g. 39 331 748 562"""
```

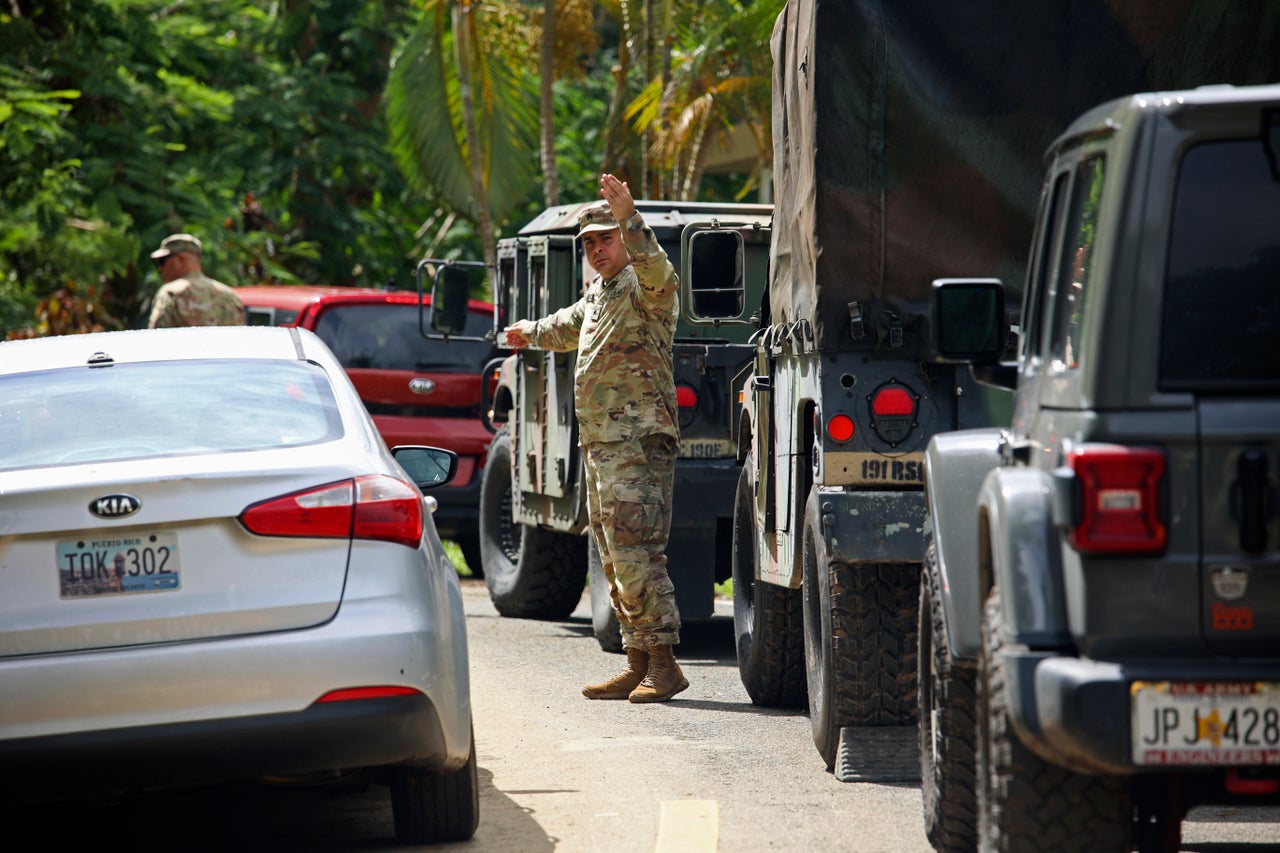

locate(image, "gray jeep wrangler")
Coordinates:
920 83 1280 851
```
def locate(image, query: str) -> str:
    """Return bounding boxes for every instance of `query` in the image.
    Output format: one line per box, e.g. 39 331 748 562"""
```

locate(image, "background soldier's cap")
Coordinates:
150 233 203 259
575 203 619 238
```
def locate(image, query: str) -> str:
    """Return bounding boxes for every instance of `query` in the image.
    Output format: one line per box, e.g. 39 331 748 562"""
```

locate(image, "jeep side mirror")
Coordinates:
929 278 1008 362
430 265 472 336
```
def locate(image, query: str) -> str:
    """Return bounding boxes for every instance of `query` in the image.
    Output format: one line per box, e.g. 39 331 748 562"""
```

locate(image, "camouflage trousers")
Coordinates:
583 434 681 650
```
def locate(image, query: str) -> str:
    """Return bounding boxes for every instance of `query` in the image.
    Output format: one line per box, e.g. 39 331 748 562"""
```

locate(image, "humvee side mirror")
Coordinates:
414 257 490 343
929 278 1006 362
687 230 746 321
431 265 472 336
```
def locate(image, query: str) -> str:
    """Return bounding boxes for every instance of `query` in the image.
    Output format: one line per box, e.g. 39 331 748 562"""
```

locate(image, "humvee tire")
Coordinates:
919 533 977 850
480 427 587 620
588 536 623 652
732 464 806 707
802 489 918 769
977 588 1132 852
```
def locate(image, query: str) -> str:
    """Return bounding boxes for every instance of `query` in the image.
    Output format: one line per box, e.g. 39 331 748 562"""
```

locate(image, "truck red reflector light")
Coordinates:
240 475 424 549
676 385 698 408
826 413 855 443
872 386 915 416
315 686 422 703
1068 445 1166 554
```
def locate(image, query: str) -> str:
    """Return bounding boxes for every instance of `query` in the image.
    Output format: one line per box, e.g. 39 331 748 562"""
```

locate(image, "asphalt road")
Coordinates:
8 579 1280 851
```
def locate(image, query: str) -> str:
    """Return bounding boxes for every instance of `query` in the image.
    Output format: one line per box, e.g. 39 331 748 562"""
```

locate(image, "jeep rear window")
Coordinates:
312 303 494 372
1161 138 1280 391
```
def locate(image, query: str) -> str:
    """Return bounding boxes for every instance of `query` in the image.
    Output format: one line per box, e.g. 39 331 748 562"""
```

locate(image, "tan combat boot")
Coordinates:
628 644 689 703
582 646 649 700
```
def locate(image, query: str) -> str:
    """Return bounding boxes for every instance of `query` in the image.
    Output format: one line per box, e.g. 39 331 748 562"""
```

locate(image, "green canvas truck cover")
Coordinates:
769 0 1280 353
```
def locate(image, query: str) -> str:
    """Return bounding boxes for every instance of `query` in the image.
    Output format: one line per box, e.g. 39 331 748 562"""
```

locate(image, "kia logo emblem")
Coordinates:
409 378 436 395
90 494 141 519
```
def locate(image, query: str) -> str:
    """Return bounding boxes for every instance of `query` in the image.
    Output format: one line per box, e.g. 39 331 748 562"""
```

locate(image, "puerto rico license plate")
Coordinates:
57 533 181 598
1132 681 1280 766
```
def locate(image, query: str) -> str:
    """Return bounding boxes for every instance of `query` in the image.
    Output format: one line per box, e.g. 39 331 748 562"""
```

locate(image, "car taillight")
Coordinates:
240 475 424 549
676 385 698 408
1068 445 1166 554
315 686 423 703
826 413 855 443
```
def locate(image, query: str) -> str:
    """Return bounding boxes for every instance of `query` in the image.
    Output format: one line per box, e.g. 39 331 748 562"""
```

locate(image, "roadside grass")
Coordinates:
442 540 474 578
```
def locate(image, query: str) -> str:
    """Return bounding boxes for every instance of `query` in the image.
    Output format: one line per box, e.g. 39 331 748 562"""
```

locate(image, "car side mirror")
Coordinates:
430 266 472 337
392 446 459 490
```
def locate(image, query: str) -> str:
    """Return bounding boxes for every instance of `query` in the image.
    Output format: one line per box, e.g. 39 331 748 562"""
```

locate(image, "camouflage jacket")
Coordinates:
525 212 679 445
148 271 244 328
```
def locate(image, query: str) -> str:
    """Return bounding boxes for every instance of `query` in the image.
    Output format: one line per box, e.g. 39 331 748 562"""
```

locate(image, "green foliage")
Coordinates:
0 0 777 336
384 1 540 232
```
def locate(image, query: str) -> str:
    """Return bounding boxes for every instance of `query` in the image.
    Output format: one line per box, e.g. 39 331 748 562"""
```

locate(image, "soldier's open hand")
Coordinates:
503 321 533 350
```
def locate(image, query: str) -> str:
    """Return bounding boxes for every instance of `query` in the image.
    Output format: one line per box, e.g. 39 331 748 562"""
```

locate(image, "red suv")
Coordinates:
238 285 497 572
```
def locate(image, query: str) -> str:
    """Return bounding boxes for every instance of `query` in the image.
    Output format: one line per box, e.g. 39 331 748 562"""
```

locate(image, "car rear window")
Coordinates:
1160 137 1280 391
311 303 494 372
0 360 343 470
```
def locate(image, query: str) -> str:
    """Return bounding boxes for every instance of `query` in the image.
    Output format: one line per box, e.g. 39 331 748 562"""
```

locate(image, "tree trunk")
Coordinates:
540 0 560 206
452 2 497 283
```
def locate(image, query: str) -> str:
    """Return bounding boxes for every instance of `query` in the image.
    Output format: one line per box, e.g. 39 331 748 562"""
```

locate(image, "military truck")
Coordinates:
685 0 1280 779
425 200 772 650
921 82 1280 851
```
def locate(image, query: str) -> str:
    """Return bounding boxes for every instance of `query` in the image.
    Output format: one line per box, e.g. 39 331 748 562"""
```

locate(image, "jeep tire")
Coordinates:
919 533 977 851
480 427 587 620
977 586 1133 851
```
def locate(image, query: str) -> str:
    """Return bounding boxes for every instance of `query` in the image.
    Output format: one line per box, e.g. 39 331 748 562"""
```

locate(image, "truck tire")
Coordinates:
480 427 587 620
919 534 977 851
588 536 623 653
802 491 919 769
977 587 1132 851
732 464 806 707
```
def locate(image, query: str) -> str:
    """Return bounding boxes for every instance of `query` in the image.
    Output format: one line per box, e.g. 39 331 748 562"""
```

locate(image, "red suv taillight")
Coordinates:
1068 445 1166 555
240 475 424 549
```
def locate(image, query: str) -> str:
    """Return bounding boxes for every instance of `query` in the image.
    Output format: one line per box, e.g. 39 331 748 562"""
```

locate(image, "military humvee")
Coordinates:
425 200 771 650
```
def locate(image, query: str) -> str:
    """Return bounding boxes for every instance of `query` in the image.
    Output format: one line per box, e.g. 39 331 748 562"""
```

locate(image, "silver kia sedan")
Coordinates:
0 326 477 844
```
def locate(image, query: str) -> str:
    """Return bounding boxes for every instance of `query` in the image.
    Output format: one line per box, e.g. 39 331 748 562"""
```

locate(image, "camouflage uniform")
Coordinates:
148 271 244 328
520 206 682 649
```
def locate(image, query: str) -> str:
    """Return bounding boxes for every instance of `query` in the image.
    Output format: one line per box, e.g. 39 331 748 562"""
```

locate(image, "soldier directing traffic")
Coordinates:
504 173 686 703
147 233 244 328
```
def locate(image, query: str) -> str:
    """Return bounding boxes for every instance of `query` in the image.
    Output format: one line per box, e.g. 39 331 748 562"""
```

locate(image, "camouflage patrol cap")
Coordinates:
150 233 203 259
575 203 619 238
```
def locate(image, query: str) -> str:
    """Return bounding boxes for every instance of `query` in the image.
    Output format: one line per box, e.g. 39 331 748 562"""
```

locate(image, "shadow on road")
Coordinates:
3 764 553 852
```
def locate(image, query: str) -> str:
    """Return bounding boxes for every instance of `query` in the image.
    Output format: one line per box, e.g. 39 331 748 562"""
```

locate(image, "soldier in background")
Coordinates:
503 173 687 703
147 233 244 328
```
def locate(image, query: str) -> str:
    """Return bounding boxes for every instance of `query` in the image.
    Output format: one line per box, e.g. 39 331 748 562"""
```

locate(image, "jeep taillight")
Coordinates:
1068 445 1166 555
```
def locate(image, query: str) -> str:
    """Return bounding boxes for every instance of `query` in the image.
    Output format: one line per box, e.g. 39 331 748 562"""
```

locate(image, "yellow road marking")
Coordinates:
655 799 719 852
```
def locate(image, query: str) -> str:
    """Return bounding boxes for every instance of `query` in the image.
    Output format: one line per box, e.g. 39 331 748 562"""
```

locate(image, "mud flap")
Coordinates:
834 725 920 783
